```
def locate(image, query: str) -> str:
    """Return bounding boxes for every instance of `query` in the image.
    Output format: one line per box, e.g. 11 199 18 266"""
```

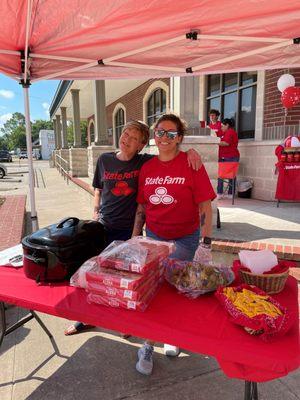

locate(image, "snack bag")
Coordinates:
164 258 234 298
215 284 294 341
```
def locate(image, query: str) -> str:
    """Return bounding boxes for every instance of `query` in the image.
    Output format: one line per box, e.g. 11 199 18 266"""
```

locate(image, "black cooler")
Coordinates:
22 217 106 282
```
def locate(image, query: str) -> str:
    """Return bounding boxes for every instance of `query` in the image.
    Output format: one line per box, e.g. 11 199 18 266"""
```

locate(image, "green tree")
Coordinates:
0 113 54 150
0 113 26 149
31 119 53 142
67 120 88 147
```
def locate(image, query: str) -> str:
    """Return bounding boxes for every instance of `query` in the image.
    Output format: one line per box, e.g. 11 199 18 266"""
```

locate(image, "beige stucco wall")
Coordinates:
238 141 280 201
148 138 281 201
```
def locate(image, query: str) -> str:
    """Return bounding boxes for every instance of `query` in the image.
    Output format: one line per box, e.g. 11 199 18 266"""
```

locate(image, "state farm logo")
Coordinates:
111 181 135 196
149 187 174 205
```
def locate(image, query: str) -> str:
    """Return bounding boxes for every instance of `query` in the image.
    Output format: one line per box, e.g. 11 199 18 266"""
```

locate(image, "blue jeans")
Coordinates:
146 228 200 261
217 157 240 195
105 227 133 246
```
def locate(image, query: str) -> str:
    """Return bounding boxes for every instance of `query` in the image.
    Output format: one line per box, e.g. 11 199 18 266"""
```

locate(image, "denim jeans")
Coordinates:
217 157 240 195
146 228 200 261
104 227 133 246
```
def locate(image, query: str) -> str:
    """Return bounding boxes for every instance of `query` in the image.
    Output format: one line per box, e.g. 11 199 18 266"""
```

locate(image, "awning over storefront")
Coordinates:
1 0 300 83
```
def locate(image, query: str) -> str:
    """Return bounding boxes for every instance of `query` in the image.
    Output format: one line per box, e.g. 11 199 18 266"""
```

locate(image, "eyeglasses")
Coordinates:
154 129 179 140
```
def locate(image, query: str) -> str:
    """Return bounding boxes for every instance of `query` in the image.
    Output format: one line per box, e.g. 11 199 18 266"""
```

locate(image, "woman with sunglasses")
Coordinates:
132 114 216 375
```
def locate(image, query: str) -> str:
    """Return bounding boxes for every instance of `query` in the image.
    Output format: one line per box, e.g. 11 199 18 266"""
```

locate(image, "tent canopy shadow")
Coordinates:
24 336 221 400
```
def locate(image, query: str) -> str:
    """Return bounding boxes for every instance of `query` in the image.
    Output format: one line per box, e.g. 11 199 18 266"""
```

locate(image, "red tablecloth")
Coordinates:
0 266 299 382
275 162 300 201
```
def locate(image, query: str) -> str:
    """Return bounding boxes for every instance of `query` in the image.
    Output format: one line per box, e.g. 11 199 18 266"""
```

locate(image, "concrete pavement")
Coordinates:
0 160 299 400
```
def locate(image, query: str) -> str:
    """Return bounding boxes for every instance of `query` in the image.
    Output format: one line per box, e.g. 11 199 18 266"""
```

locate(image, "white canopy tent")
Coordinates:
1 0 300 230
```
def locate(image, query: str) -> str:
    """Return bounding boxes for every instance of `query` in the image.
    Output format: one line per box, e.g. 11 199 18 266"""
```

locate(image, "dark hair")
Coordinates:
221 118 234 128
154 113 187 136
209 109 220 117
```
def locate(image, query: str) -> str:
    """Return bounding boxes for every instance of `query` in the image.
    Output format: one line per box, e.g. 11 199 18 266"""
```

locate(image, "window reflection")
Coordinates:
147 89 166 134
208 75 221 96
240 86 257 139
224 73 237 92
206 72 257 139
224 92 237 122
241 71 257 86
115 108 125 145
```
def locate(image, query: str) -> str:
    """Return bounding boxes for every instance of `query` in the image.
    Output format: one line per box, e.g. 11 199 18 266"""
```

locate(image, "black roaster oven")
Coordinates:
22 217 106 282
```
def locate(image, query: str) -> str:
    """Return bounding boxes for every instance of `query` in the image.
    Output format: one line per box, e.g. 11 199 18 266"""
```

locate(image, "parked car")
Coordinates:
0 163 7 179
19 151 28 159
0 149 12 162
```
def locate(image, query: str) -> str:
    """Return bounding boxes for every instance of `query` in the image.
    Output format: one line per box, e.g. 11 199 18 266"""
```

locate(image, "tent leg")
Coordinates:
244 381 258 400
23 86 39 232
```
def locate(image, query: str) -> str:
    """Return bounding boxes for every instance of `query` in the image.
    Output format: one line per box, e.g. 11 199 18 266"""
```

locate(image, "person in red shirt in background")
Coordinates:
132 113 216 375
208 109 222 137
217 118 240 199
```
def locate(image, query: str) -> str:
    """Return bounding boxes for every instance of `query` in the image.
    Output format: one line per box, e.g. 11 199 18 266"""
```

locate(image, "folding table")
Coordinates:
0 266 299 400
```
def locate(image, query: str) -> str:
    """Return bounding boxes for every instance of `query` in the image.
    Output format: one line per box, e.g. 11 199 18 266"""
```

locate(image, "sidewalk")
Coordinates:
0 161 299 400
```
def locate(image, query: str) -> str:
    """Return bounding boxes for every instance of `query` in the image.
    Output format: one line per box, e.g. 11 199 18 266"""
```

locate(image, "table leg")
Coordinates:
0 302 6 347
0 302 53 349
30 310 53 339
244 381 258 400
217 208 221 229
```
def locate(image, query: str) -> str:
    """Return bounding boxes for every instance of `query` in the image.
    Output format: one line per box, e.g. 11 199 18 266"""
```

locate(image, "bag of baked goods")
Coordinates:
163 258 234 298
97 236 175 274
215 284 294 341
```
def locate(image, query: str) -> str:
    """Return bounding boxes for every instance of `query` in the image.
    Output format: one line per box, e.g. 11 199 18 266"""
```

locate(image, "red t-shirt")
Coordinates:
137 151 216 239
219 128 240 159
208 121 222 137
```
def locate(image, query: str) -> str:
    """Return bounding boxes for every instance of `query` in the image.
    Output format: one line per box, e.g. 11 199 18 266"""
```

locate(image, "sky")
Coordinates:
0 74 59 133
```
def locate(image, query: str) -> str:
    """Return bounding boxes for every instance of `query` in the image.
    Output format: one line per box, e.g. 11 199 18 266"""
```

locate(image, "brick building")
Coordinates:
49 69 300 201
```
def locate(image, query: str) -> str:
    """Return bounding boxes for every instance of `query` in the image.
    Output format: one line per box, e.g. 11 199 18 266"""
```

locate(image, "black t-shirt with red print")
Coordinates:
92 152 153 230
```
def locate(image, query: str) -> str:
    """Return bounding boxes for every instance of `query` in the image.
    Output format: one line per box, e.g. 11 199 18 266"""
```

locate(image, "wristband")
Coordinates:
202 237 212 246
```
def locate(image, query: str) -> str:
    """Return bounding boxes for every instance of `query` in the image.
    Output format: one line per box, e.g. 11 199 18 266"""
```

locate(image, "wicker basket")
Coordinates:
239 269 289 294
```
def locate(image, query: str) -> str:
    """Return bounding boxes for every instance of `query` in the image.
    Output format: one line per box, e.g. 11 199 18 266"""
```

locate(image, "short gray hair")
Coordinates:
122 121 150 144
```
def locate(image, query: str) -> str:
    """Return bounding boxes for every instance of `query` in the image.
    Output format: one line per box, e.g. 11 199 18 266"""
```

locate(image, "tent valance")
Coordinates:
0 0 300 83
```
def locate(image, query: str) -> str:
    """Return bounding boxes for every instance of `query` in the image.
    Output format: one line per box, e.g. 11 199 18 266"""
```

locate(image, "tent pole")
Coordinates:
23 86 39 232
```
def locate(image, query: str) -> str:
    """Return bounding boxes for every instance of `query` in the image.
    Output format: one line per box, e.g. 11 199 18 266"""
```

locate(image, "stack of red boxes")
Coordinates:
71 237 174 311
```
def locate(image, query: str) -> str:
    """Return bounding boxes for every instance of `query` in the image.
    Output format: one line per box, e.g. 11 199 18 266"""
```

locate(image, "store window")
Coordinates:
147 89 166 129
207 71 257 139
115 108 125 144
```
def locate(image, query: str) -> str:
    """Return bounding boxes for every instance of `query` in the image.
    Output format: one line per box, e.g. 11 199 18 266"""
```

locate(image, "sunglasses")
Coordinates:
154 129 179 140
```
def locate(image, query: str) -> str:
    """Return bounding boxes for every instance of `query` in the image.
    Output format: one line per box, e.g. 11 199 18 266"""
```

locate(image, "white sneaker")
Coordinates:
163 344 180 356
136 344 154 375
217 194 224 200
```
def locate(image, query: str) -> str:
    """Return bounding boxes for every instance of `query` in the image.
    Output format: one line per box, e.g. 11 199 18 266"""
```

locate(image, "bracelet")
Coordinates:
202 236 212 245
